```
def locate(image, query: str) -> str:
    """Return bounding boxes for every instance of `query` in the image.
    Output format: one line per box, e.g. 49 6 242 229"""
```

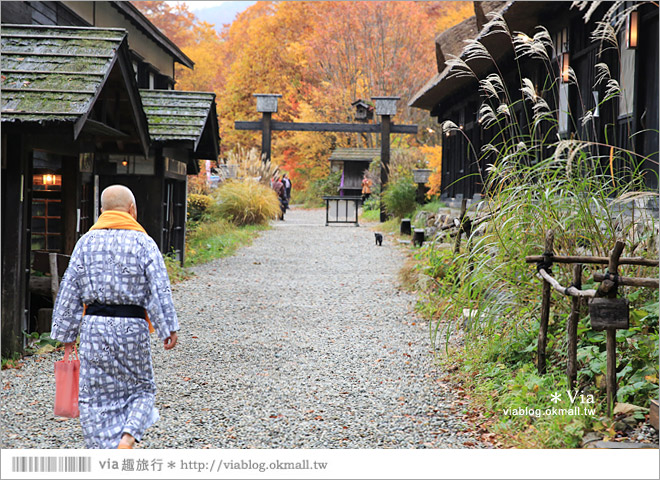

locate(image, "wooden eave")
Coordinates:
110 1 194 69
410 1 574 112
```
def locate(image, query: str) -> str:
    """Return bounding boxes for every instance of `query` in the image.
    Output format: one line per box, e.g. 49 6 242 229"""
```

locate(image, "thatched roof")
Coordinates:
411 1 509 110
410 1 580 111
434 1 507 73
140 89 219 159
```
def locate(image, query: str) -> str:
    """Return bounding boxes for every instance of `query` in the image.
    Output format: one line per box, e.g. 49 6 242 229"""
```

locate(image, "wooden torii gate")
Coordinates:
235 94 418 222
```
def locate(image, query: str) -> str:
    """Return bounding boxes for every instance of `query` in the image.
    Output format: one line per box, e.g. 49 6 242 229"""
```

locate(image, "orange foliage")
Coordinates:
420 144 443 197
135 1 471 192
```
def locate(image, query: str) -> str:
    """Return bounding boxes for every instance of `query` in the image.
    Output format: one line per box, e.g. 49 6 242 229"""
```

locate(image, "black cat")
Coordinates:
375 232 383 246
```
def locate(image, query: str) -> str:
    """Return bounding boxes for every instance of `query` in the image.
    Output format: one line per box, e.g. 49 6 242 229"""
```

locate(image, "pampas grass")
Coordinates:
214 180 281 226
226 145 280 186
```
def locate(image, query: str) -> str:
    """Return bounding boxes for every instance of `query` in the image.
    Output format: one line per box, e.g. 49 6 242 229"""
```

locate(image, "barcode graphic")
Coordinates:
12 456 91 473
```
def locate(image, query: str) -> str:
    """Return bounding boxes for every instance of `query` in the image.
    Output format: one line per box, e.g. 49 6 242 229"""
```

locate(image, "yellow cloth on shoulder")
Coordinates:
89 210 147 234
87 210 154 333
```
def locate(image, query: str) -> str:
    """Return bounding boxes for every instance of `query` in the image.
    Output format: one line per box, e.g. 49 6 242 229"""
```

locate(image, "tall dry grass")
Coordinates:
213 179 281 226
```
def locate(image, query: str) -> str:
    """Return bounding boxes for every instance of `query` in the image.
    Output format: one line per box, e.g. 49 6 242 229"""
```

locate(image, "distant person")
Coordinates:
282 173 292 208
361 174 373 203
272 176 287 220
50 185 179 449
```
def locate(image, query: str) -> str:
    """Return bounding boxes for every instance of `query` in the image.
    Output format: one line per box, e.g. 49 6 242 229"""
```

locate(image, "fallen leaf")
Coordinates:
35 344 56 354
613 403 648 416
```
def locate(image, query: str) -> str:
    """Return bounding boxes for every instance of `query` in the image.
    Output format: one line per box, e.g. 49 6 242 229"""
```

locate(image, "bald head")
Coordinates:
101 185 137 218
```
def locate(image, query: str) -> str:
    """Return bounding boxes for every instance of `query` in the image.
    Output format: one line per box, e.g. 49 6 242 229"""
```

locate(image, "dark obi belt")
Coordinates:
86 303 146 319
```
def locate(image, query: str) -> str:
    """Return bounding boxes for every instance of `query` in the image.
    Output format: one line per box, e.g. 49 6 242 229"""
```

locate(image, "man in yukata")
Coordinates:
51 185 179 449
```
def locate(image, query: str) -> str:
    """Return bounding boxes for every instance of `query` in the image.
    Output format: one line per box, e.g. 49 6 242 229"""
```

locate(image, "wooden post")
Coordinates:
453 198 468 254
567 263 582 388
537 229 554 375
400 218 412 235
606 328 617 415
603 240 625 416
261 111 272 164
48 253 60 304
1 133 28 356
379 114 391 223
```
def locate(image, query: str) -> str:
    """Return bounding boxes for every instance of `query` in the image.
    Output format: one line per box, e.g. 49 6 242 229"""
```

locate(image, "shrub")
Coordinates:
382 175 417 218
389 148 427 183
163 254 189 284
188 173 211 195
300 171 342 207
214 180 281 225
187 194 213 221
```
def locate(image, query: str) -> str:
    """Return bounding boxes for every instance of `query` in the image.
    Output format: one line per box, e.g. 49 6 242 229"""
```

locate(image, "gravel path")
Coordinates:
1 207 483 449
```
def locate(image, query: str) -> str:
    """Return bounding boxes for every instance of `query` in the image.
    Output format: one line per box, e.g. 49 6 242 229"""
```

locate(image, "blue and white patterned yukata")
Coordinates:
51 229 179 449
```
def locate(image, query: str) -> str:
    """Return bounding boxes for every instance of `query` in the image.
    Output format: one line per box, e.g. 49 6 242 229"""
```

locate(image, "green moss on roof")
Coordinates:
2 73 99 91
140 89 216 144
1 25 125 122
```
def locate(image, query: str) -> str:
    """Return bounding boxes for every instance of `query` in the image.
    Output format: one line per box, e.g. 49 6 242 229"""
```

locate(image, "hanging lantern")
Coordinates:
627 10 638 49
561 52 570 83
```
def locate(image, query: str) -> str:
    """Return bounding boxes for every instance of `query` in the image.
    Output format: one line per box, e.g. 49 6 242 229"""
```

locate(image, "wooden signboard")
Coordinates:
589 297 629 331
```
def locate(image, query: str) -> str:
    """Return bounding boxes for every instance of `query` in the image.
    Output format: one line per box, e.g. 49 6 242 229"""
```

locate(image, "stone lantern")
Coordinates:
371 96 400 116
253 93 281 113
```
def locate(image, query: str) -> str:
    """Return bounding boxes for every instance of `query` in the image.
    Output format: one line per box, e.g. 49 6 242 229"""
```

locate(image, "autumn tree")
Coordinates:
136 1 472 192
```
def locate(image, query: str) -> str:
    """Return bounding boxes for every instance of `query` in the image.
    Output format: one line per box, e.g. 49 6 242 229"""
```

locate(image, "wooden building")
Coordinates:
135 89 220 262
410 1 659 200
1 24 150 356
329 148 380 197
1 1 194 89
1 2 220 356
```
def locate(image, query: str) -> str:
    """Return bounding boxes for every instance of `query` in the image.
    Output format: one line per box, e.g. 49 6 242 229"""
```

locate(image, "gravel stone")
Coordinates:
1 207 485 449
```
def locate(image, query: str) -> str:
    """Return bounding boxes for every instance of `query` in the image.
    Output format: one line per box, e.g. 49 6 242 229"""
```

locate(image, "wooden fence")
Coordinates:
525 231 659 416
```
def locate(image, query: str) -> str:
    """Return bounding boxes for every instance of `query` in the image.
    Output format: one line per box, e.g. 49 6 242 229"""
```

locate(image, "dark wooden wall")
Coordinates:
1 1 86 26
433 4 659 199
1 134 31 356
637 6 659 190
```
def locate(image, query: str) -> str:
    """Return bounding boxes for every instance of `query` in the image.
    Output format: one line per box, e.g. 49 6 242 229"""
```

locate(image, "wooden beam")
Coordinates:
537 268 597 297
525 254 658 267
380 114 391 223
1 50 114 59
235 120 418 134
603 240 625 417
538 230 554 375
0 34 124 42
1 69 106 76
593 273 659 289
567 264 582 388
262 112 272 163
